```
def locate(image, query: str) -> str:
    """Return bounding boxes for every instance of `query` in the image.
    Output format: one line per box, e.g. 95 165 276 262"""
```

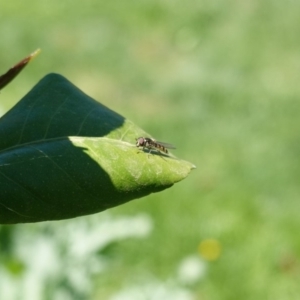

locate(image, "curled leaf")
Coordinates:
0 74 195 224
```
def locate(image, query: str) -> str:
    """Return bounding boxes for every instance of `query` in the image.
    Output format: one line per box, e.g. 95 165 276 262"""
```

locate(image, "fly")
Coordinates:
136 137 176 155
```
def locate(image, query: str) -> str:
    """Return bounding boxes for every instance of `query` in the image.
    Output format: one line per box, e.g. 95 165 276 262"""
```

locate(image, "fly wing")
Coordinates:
155 141 176 149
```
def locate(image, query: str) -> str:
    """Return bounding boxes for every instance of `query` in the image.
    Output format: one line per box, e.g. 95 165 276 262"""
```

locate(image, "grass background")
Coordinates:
1 0 300 299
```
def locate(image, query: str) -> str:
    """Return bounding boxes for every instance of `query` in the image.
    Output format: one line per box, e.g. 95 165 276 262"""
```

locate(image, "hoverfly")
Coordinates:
136 137 176 155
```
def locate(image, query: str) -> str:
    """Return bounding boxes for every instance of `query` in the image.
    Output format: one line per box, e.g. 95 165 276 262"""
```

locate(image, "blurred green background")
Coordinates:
1 0 300 299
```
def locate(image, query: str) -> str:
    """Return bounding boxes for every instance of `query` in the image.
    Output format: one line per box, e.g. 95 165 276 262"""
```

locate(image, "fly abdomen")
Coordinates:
154 143 168 153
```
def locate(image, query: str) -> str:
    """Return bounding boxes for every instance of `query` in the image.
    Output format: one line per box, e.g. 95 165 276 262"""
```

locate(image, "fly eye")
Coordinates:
136 137 144 146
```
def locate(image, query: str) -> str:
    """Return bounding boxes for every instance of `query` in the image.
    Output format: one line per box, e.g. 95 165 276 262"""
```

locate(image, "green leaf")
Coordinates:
0 74 195 224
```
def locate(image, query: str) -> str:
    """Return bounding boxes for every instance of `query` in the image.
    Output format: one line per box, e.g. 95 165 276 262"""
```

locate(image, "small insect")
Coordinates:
136 137 176 155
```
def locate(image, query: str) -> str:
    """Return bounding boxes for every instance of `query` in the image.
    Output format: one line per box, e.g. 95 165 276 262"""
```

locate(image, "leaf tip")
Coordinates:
0 48 42 90
29 48 41 61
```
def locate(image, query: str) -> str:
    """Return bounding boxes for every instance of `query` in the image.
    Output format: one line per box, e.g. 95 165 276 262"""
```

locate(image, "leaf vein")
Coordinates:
76 106 98 136
28 145 100 200
43 95 70 139
0 169 45 218
16 94 41 146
